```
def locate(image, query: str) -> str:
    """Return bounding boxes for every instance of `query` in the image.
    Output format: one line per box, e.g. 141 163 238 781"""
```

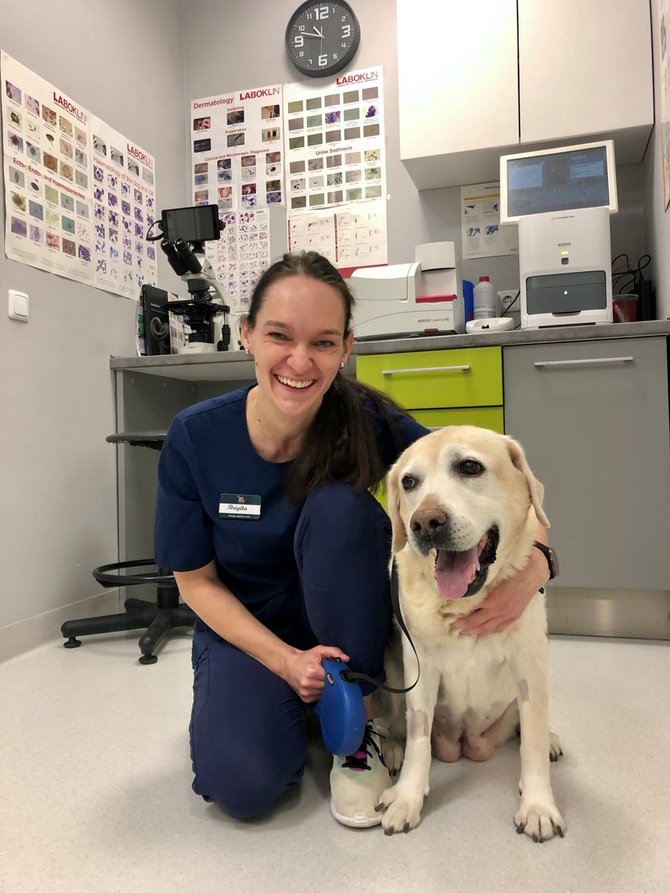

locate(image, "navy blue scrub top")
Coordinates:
154 384 427 635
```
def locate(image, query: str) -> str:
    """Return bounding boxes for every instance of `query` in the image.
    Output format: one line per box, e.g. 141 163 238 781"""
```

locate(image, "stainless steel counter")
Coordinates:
110 319 670 381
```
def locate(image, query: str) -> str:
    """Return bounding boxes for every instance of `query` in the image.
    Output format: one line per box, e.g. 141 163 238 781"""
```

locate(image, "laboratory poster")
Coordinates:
287 200 387 270
90 117 158 298
203 208 271 314
283 65 388 268
190 83 284 212
657 0 670 210
2 51 93 284
460 182 518 260
1 51 157 298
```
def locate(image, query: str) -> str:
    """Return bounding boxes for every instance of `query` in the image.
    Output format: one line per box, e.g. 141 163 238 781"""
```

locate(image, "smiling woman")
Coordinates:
154 250 428 829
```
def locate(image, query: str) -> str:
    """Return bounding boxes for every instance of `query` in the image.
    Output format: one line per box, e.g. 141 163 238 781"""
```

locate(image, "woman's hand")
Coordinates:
451 542 550 638
282 644 350 703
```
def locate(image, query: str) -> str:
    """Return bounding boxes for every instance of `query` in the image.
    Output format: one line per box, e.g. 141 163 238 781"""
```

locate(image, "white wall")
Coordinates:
646 0 670 318
180 0 654 292
0 0 188 645
1 0 663 654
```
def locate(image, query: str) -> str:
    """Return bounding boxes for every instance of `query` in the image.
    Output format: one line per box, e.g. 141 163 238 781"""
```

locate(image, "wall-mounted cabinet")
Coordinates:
397 0 654 189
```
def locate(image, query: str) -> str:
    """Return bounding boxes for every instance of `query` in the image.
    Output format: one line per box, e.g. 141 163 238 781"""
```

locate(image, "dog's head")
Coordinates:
387 426 549 602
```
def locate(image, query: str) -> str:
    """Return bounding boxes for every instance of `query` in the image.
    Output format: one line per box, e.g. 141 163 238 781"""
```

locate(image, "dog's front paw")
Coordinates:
514 798 566 842
377 784 425 835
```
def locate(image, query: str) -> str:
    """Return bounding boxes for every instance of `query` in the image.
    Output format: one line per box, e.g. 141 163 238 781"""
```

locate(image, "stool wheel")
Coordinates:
63 637 82 649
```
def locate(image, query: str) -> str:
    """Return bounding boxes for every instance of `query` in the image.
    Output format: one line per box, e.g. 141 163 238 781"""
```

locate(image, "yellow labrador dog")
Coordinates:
376 426 566 842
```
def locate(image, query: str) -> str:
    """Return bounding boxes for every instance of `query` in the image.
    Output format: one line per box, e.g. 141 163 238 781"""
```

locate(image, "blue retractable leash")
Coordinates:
314 564 420 756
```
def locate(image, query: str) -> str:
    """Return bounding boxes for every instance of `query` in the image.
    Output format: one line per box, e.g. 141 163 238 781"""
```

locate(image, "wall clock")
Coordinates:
285 1 361 78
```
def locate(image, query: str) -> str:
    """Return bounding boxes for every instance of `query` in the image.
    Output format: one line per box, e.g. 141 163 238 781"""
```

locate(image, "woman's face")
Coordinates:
241 274 354 423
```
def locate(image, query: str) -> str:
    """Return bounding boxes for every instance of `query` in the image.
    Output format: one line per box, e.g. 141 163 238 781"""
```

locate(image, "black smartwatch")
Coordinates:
532 541 559 581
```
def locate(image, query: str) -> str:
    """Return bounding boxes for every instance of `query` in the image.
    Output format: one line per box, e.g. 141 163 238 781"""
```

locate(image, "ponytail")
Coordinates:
286 374 404 503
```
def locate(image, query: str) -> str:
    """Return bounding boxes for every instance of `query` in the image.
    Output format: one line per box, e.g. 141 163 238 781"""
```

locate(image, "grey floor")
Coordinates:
1 631 669 893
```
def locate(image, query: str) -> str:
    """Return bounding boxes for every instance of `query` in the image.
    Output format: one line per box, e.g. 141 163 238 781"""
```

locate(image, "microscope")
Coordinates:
148 205 232 352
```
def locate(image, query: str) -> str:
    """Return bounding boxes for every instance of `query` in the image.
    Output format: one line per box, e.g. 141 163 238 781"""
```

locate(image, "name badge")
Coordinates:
218 493 261 520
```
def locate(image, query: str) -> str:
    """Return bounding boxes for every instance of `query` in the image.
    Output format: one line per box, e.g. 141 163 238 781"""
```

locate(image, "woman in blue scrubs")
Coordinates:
154 251 550 828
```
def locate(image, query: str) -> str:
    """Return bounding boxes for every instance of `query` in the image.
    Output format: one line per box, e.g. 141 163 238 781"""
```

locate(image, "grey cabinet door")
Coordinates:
503 337 670 589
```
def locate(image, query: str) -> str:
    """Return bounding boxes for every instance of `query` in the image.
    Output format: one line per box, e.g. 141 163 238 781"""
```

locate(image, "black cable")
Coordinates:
499 291 520 315
611 253 653 296
145 219 164 242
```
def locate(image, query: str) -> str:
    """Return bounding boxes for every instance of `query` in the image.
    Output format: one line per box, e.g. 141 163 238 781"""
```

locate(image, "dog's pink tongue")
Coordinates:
434 547 478 600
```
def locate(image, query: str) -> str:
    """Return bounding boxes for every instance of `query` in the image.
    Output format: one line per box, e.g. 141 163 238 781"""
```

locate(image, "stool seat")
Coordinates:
106 431 167 450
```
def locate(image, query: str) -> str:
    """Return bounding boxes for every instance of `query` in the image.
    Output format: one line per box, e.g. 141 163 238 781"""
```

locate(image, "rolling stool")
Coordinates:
60 432 194 664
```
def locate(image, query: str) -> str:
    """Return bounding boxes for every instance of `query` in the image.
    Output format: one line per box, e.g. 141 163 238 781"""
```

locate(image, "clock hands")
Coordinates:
302 27 325 38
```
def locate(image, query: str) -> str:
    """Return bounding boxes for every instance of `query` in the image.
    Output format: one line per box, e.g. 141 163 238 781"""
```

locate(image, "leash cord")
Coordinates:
341 561 421 695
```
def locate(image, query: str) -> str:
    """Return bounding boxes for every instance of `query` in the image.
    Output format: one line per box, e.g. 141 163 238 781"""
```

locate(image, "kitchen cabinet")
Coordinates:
503 337 670 591
518 0 653 155
397 0 653 189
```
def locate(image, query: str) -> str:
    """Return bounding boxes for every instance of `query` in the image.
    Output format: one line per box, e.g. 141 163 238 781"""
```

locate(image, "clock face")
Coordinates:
285 1 361 78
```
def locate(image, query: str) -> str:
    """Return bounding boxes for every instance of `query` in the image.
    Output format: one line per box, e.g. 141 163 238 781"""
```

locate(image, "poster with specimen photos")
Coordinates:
189 84 281 313
190 83 284 213
90 116 157 297
202 209 270 315
1 51 156 298
283 65 388 268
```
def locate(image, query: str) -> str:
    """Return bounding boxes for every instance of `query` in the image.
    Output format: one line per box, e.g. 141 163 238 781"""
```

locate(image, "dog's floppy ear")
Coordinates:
504 436 550 528
386 462 408 553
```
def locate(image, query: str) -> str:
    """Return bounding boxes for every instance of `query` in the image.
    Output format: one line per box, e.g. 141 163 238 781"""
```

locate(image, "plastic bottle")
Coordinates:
462 280 474 323
473 275 497 319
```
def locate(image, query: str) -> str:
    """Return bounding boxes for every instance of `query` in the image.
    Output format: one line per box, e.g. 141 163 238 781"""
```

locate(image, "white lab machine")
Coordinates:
350 242 463 339
500 140 618 328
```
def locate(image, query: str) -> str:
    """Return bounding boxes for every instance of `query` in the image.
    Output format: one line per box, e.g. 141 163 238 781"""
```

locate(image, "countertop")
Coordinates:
110 319 670 382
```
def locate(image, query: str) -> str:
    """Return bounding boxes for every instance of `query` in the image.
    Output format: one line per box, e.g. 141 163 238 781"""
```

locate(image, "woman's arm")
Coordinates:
174 561 348 702
450 524 550 637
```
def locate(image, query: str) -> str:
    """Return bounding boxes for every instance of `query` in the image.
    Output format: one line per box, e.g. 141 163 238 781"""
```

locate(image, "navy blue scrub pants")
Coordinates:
188 482 393 820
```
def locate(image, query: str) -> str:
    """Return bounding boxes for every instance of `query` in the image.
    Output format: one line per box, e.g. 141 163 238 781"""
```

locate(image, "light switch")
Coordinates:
8 289 29 322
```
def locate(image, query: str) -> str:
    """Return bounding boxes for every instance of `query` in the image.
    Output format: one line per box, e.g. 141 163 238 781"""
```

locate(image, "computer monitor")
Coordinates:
499 139 618 224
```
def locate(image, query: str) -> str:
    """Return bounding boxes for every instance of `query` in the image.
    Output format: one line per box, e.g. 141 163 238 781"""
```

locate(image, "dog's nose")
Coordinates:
410 509 448 538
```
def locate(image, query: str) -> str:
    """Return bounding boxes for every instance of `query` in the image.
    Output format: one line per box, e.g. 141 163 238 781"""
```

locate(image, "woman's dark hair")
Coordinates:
246 251 410 502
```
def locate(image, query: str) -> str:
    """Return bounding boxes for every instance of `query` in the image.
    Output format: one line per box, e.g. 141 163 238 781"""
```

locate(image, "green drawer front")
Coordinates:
412 407 504 433
356 347 502 409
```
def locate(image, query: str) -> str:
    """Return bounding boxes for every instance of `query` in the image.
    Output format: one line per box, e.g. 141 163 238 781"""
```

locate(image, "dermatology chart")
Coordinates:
190 83 285 212
189 83 281 311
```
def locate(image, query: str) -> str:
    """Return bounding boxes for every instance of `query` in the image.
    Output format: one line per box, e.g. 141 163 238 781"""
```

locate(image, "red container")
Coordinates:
613 295 638 323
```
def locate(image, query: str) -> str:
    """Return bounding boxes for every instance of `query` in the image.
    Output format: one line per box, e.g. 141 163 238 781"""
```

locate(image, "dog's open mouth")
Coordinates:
434 527 499 600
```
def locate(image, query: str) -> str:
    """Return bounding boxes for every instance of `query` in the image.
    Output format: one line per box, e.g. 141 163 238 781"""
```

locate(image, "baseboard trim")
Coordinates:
547 586 670 640
0 590 121 664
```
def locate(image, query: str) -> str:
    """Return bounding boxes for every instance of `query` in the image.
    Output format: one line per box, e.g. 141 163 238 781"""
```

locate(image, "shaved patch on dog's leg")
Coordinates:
409 709 429 739
518 679 530 703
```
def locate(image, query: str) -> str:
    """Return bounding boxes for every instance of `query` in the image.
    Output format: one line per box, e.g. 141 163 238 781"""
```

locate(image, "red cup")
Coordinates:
613 294 638 323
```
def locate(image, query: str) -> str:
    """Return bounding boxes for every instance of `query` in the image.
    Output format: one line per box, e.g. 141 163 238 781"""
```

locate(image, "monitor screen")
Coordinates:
499 140 618 224
161 204 221 243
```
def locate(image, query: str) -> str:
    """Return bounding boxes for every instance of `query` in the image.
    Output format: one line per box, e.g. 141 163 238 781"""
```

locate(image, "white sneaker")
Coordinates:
330 723 390 828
